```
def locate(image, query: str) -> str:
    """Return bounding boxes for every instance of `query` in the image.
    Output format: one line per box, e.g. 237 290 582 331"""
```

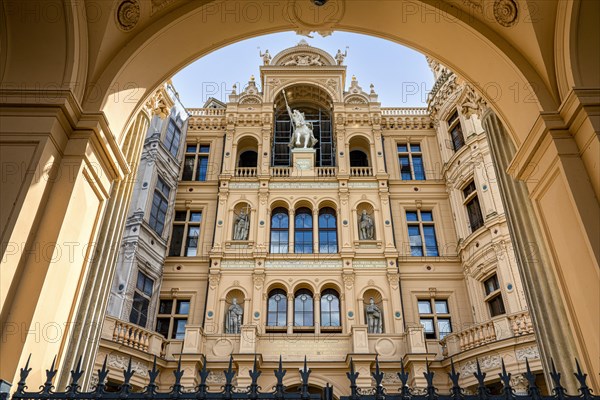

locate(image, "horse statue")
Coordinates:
283 90 318 149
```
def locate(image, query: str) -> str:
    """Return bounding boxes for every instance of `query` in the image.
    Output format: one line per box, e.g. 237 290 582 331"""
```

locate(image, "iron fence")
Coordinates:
1 354 597 400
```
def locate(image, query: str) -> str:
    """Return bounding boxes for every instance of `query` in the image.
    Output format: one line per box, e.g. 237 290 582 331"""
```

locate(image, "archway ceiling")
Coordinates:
1 0 563 146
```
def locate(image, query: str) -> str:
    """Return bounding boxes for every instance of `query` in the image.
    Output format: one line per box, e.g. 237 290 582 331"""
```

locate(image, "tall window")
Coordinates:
463 180 484 232
406 210 439 256
447 110 465 151
148 177 170 236
163 120 181 157
398 143 425 180
484 274 506 317
418 298 452 339
129 271 154 327
267 289 287 328
168 210 202 257
294 208 313 254
182 144 210 181
320 289 341 329
318 208 337 253
156 298 190 339
350 150 369 167
294 289 314 327
270 208 289 253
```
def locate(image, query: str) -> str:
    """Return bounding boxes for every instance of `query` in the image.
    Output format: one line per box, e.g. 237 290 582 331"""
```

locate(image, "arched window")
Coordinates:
238 150 258 168
350 150 369 167
294 289 314 327
294 208 313 254
320 289 341 328
270 208 289 253
318 208 337 253
267 289 287 327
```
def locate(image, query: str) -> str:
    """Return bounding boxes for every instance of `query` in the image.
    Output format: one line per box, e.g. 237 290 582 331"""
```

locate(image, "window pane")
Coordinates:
435 300 449 314
423 225 438 256
173 319 187 339
421 211 433 221
397 144 408 152
199 145 210 153
177 300 190 315
400 156 411 180
484 275 500 295
410 144 421 152
182 156 195 181
156 318 170 338
159 300 173 314
408 225 423 256
418 300 432 314
420 318 434 332
406 211 418 222
130 292 149 327
186 144 197 153
190 212 202 222
185 226 200 257
489 295 506 317
197 156 208 181
174 211 187 221
438 318 452 338
168 225 184 256
413 156 425 180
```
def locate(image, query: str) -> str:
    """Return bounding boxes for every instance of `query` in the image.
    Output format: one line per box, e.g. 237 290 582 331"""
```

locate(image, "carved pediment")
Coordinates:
271 40 336 67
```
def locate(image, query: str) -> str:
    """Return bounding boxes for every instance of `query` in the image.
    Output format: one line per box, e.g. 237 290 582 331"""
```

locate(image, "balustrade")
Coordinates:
271 167 291 177
350 166 373 177
187 108 226 116
316 167 337 177
112 320 151 351
234 167 257 178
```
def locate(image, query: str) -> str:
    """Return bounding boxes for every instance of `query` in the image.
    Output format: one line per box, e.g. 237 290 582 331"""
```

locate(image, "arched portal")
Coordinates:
1 0 599 394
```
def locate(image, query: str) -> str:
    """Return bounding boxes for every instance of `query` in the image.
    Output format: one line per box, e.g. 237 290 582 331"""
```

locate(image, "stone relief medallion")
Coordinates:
286 0 346 36
374 338 396 357
116 0 140 32
493 0 518 27
212 338 234 357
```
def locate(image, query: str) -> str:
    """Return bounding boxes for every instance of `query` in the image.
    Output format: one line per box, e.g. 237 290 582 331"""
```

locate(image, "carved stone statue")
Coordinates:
233 208 250 240
225 298 243 334
282 90 318 149
259 49 271 65
359 210 374 240
335 48 348 65
366 297 382 334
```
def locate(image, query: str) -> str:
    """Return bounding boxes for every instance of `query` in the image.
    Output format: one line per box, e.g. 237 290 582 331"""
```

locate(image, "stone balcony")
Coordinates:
100 315 183 360
440 311 535 358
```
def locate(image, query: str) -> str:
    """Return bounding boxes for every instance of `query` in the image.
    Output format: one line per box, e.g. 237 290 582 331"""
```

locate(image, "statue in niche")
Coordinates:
283 90 318 149
365 297 383 334
359 210 374 240
259 49 271 65
233 208 250 240
225 298 243 334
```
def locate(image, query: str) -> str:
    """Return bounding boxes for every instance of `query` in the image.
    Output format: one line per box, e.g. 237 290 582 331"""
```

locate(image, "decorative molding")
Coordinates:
459 355 501 375
115 0 140 32
221 260 255 269
494 0 518 27
516 345 540 360
269 182 338 189
107 354 148 377
352 260 387 268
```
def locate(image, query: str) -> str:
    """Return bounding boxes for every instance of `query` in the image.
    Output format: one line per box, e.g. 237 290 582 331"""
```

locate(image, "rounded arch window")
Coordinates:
318 207 337 253
294 289 314 327
320 289 341 328
267 289 287 327
270 208 289 253
295 208 313 254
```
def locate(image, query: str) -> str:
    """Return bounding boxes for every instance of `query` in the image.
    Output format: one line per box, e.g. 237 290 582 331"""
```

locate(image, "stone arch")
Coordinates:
292 281 318 294
292 199 316 211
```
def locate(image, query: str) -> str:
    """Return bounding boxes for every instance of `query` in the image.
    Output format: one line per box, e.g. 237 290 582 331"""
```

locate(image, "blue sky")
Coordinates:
171 32 434 108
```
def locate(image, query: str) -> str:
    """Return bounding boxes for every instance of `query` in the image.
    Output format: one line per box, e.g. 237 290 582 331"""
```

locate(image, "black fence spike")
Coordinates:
448 358 461 399
524 358 541 400
346 358 359 400
549 358 567 400
94 355 109 394
172 352 184 394
248 354 261 399
15 354 32 394
499 359 513 400
274 355 287 399
223 354 235 399
299 356 311 400
574 358 593 399
146 354 159 395
67 355 84 394
373 355 385 399
41 355 58 394
398 358 410 399
423 358 436 400
474 358 490 400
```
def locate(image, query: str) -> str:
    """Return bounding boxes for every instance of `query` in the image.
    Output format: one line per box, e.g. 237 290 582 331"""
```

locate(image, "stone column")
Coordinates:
287 293 294 334
313 293 321 335
288 209 295 253
482 110 579 391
